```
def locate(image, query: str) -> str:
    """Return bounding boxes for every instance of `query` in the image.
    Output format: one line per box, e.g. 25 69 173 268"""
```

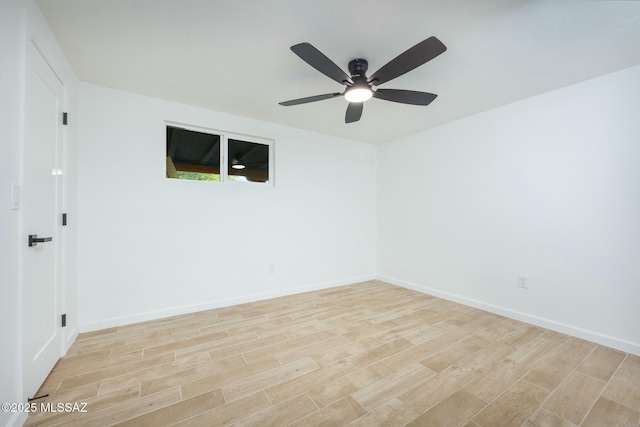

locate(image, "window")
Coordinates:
166 126 221 181
227 139 270 183
166 123 273 184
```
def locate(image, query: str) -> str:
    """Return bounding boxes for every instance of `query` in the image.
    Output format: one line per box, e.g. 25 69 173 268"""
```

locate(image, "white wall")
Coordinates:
77 84 377 330
378 64 640 355
0 1 79 425
0 2 27 426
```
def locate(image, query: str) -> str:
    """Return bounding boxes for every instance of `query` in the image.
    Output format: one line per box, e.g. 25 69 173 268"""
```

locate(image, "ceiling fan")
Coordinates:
279 36 447 123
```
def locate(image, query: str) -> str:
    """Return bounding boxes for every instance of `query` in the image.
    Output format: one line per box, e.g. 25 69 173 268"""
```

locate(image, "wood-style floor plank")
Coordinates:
25 280 640 426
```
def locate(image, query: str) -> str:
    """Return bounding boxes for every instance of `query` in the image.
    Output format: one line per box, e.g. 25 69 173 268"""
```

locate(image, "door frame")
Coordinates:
20 37 68 402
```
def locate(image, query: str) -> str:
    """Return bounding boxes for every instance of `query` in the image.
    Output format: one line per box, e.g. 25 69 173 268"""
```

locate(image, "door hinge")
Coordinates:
62 112 68 125
61 314 67 327
62 213 67 226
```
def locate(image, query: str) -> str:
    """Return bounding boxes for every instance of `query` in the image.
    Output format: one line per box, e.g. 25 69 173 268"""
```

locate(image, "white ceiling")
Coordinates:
36 0 640 144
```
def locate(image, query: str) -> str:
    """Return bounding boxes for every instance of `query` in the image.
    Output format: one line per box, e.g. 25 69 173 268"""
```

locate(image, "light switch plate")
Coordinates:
11 183 20 210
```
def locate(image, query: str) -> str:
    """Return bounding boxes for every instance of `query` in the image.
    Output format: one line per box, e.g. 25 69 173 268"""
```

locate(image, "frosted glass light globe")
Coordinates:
345 86 372 103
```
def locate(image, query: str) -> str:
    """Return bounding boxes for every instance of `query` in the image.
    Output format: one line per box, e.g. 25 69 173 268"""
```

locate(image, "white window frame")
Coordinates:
165 121 275 186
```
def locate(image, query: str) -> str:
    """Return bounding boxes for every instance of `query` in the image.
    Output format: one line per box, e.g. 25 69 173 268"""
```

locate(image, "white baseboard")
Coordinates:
78 275 376 333
65 326 79 351
7 411 27 427
378 275 640 357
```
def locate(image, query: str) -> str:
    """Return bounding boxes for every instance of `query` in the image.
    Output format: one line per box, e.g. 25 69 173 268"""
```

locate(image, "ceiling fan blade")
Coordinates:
279 92 342 106
369 36 446 86
373 89 437 105
291 43 353 85
345 102 363 123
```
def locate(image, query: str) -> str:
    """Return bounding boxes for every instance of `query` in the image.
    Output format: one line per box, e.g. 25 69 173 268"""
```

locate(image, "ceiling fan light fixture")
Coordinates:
344 85 372 103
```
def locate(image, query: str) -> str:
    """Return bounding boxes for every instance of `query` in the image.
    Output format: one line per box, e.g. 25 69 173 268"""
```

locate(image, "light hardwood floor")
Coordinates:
26 281 640 426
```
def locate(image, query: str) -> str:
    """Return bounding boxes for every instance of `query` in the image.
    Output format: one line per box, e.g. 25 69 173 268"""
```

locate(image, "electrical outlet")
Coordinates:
517 275 528 289
269 264 275 274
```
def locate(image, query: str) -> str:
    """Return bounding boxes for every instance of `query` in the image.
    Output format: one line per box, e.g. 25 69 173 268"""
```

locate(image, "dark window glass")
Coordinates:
166 126 221 181
227 139 270 183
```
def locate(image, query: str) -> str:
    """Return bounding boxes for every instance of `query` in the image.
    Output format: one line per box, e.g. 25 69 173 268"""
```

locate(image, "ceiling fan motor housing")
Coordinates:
348 59 369 83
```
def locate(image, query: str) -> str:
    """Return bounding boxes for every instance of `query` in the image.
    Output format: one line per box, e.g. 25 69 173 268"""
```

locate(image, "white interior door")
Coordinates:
23 40 64 399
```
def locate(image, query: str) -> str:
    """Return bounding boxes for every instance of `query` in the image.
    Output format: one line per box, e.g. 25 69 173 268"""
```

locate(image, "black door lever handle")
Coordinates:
28 234 53 247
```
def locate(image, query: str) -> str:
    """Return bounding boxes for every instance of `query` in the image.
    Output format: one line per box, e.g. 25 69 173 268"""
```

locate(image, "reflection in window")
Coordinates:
227 139 270 183
166 126 221 181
